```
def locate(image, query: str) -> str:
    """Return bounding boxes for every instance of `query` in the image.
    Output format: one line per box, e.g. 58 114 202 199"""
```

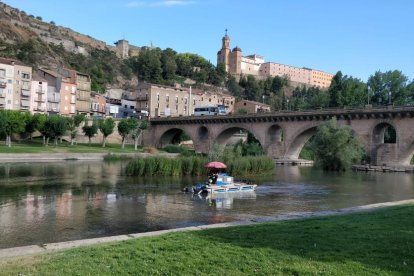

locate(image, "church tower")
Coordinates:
217 29 230 72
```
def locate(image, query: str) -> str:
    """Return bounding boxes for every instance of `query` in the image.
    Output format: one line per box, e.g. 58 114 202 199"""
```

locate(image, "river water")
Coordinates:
0 161 413 249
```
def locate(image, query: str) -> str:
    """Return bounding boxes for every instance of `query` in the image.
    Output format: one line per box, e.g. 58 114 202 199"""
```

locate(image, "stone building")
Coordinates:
234 99 271 114
136 83 235 118
217 32 334 88
114 39 141 59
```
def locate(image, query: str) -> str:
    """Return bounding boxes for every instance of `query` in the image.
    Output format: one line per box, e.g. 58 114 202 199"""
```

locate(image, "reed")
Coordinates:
181 157 194 175
126 156 274 177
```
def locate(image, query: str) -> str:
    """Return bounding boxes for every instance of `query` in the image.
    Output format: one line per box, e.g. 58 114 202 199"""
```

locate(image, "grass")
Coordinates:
0 139 145 154
1 204 413 275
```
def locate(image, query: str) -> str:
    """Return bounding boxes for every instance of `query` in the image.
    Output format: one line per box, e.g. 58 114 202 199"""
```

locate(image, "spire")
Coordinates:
225 28 228 36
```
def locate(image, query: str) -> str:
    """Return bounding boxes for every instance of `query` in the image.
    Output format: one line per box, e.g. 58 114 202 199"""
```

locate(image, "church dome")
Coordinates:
232 46 242 52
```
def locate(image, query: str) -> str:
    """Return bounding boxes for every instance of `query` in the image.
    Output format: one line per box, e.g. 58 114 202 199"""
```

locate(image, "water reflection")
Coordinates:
0 162 413 249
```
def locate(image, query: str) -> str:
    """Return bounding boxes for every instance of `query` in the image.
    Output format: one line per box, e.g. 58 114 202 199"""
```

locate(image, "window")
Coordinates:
21 73 30 79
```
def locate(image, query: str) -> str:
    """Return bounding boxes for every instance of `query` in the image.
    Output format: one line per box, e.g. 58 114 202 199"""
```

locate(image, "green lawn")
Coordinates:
1 205 413 275
0 140 146 153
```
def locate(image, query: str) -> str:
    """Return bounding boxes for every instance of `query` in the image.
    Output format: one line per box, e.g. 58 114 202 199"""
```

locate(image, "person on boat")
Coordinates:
212 172 218 184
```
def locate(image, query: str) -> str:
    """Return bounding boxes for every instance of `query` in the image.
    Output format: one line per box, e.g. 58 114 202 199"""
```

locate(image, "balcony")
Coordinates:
21 99 30 107
35 98 46 103
0 81 6 88
36 89 45 94
34 106 45 112
21 85 31 91
0 93 5 98
21 89 31 97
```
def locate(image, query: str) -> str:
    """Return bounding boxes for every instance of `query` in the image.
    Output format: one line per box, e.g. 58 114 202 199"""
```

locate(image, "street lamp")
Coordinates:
262 95 265 104
286 99 290 111
388 91 392 105
367 85 370 106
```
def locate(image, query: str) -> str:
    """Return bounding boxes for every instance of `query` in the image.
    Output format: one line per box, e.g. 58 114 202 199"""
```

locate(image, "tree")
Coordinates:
161 48 177 81
226 75 243 99
67 114 85 146
36 114 48 145
99 118 115 147
131 120 148 151
136 48 162 83
368 70 410 106
82 120 98 145
0 110 27 147
118 118 137 149
24 113 40 140
310 119 364 171
328 71 367 107
43 115 68 147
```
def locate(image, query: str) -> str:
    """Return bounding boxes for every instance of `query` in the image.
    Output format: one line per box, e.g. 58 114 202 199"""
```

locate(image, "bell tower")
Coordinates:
217 29 230 72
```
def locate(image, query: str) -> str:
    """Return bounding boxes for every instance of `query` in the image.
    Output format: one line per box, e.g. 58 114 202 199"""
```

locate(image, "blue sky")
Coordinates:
3 0 414 82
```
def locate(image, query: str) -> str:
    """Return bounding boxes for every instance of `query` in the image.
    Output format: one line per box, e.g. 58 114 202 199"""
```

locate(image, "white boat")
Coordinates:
193 173 257 194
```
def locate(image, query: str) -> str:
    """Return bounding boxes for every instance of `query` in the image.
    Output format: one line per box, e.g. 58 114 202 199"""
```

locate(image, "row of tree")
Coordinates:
226 70 414 111
124 48 227 86
0 110 148 149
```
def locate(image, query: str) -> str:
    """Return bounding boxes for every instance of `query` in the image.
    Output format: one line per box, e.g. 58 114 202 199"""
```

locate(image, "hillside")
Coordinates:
0 2 141 91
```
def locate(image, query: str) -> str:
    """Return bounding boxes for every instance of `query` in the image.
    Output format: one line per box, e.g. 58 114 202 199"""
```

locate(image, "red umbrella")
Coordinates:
204 161 227 169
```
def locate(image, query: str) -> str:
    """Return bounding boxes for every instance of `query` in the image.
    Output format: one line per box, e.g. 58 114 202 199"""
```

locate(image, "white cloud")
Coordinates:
125 0 195 8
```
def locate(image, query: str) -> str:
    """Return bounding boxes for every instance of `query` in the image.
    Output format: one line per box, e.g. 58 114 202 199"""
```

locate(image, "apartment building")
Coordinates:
30 75 48 114
57 68 92 115
0 58 32 111
37 68 76 115
136 82 235 117
90 92 107 117
0 58 15 110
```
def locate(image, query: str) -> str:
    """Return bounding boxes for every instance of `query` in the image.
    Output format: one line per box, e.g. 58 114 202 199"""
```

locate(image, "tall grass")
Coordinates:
126 156 207 176
126 155 274 177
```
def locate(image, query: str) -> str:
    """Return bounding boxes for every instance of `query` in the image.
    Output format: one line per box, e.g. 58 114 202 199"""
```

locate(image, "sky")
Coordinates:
3 0 414 82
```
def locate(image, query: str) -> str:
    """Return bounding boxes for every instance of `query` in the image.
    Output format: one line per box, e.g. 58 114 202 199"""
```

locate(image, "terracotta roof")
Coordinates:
0 57 28 66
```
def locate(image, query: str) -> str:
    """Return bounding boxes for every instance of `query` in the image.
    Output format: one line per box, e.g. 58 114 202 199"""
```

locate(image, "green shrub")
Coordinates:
163 145 183 153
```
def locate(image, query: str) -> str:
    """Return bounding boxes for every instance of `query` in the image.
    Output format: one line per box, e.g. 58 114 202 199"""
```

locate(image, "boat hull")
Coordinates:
203 183 257 194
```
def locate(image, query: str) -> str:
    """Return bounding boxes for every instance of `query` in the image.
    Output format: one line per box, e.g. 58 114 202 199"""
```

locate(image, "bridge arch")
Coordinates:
198 126 209 141
371 122 397 144
214 126 264 151
285 125 320 159
267 124 284 143
158 127 194 148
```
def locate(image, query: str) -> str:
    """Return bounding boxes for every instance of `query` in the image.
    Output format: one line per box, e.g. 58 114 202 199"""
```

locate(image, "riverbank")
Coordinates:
0 152 178 162
1 199 413 275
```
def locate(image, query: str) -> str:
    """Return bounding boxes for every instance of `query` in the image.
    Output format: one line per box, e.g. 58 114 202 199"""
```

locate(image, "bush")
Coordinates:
163 144 183 153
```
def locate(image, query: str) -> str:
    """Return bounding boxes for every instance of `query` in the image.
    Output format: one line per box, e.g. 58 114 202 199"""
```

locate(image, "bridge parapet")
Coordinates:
149 106 414 125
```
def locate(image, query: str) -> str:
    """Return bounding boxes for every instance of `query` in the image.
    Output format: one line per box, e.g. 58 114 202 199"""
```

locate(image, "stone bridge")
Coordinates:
143 106 414 166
